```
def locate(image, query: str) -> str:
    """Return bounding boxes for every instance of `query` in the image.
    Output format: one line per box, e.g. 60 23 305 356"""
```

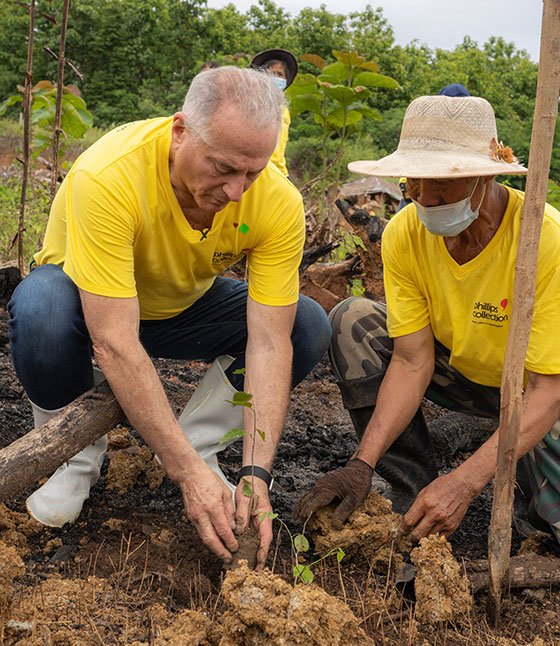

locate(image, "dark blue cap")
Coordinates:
438 83 470 97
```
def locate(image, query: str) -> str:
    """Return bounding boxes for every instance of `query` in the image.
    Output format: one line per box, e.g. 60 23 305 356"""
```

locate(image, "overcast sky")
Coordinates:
205 0 543 62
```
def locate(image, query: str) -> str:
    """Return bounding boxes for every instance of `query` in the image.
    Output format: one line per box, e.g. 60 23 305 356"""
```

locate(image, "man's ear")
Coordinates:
171 112 186 144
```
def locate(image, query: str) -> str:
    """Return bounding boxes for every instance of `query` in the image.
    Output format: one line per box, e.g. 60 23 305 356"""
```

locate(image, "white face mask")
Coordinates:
272 77 287 91
412 178 485 237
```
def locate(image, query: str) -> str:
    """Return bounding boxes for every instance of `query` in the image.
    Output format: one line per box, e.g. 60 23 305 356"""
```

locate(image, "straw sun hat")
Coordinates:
349 95 528 179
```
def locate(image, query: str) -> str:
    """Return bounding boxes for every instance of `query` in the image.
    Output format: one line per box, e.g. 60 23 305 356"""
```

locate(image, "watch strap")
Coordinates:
238 465 274 490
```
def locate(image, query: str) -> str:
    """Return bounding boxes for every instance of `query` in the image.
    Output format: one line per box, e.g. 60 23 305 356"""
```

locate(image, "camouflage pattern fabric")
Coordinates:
329 297 560 542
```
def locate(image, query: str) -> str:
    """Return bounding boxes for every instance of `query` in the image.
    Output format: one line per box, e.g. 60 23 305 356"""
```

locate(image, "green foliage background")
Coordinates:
0 0 559 187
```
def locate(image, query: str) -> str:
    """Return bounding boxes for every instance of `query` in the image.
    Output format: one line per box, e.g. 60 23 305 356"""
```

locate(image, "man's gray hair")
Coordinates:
182 66 285 145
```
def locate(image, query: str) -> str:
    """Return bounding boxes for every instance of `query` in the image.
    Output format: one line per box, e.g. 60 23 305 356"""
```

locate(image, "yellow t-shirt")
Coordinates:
382 186 560 387
35 117 305 320
269 106 290 177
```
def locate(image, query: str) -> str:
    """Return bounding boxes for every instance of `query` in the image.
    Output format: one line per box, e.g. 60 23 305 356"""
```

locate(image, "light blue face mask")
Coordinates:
412 178 485 237
272 77 287 91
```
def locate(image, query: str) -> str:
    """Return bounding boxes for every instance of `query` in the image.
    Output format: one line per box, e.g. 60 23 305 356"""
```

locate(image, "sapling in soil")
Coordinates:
220 368 267 570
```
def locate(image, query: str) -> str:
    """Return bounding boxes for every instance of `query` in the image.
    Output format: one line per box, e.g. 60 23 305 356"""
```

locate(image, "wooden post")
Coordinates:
487 0 560 624
50 0 72 205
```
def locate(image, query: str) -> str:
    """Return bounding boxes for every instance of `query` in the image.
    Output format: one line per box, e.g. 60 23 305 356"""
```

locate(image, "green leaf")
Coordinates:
351 105 382 121
293 564 306 579
219 427 245 444
301 566 314 583
317 73 343 86
227 391 253 407
233 391 253 403
242 480 253 497
320 84 356 107
300 53 327 70
288 94 323 117
285 73 318 97
63 92 88 110
257 429 266 442
31 108 54 128
232 367 246 375
356 61 380 73
320 61 350 84
61 103 90 139
293 534 310 552
0 94 23 116
259 511 278 522
326 108 363 128
332 50 366 68
352 71 399 90
336 548 345 563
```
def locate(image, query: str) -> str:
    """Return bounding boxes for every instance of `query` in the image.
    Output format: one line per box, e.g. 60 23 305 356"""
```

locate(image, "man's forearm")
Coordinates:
93 337 200 482
354 357 433 468
453 373 560 496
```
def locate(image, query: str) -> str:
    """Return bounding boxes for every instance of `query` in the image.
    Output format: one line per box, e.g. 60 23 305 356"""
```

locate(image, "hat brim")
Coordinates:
348 149 528 179
250 49 298 87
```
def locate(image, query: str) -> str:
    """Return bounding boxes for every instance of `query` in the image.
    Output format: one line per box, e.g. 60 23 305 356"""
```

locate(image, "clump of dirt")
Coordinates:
308 491 411 573
219 561 372 645
224 526 260 571
0 541 25 615
0 502 43 558
106 433 165 494
410 533 473 624
130 605 213 645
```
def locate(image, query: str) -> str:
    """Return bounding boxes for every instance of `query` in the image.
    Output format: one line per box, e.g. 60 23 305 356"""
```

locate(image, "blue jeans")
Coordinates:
8 264 331 409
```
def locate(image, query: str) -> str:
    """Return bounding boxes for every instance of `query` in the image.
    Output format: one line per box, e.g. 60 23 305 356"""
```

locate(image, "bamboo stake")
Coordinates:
50 0 72 205
16 0 35 276
487 0 560 625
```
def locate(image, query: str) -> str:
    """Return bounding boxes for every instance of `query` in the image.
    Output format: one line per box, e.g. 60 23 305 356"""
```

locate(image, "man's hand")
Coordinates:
294 459 374 529
234 476 273 570
179 463 238 563
400 470 477 542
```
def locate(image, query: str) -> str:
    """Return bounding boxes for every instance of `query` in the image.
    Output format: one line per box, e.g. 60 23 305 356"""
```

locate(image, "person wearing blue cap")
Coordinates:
439 83 471 97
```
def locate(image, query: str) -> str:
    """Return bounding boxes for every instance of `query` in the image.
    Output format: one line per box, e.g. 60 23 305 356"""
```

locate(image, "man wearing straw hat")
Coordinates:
296 94 560 545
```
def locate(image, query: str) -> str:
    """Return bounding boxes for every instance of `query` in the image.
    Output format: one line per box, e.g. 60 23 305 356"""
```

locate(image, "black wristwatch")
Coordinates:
238 465 274 491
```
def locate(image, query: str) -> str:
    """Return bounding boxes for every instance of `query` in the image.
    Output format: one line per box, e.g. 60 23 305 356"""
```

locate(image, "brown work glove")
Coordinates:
294 458 374 530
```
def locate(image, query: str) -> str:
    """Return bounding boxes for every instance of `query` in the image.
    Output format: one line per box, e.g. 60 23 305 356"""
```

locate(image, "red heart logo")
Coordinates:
233 222 238 228
500 299 508 310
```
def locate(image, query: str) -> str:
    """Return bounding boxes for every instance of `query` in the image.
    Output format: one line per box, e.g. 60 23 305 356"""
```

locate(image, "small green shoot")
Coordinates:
220 427 245 444
258 511 345 584
226 392 253 407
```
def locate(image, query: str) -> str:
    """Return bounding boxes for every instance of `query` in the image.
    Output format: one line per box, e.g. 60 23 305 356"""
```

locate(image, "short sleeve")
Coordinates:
247 193 305 306
382 217 430 337
64 169 138 297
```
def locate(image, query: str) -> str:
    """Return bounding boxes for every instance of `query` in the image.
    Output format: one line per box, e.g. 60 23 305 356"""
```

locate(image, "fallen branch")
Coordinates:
0 379 183 503
468 554 560 593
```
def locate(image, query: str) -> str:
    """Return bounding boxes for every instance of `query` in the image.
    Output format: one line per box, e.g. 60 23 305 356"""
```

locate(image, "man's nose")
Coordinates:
223 176 245 203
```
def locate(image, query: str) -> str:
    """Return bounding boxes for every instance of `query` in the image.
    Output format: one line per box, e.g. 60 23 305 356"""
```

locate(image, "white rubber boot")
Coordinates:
178 355 244 493
26 377 108 527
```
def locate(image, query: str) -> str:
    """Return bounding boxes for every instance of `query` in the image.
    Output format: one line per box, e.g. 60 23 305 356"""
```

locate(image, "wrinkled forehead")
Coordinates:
207 104 278 147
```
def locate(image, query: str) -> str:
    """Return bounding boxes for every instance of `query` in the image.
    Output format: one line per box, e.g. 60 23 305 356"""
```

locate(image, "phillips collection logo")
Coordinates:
472 298 509 323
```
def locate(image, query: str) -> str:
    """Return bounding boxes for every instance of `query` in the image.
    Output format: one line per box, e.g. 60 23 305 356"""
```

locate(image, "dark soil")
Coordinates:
2 279 560 642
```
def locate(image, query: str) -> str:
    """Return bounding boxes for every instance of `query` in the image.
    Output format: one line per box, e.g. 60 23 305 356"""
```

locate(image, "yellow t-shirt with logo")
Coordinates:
35 117 305 320
382 186 560 387
269 106 290 177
